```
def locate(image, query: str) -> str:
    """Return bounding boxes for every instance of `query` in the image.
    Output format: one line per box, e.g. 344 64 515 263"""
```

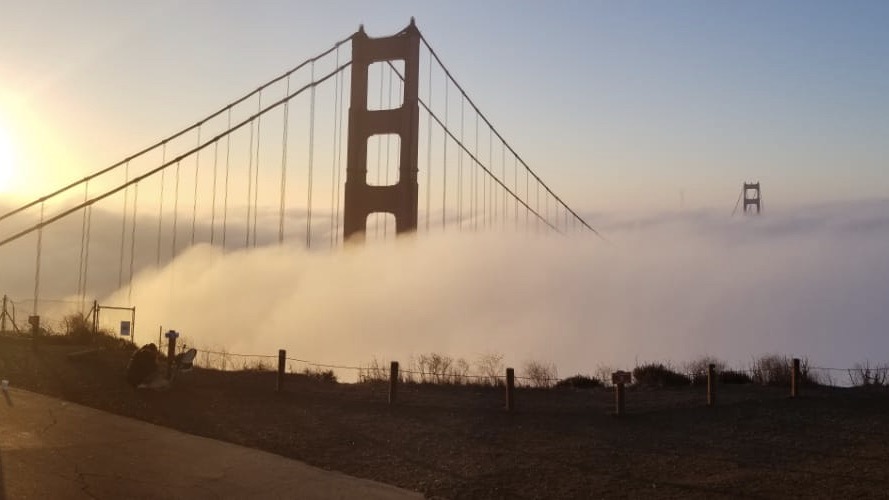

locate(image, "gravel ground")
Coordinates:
2 335 888 499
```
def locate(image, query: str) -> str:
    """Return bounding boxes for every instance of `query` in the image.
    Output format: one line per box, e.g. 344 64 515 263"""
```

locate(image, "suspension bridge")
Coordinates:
0 20 600 334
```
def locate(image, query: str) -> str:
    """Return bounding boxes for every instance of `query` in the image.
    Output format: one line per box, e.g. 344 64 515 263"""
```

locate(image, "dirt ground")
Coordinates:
2 335 888 499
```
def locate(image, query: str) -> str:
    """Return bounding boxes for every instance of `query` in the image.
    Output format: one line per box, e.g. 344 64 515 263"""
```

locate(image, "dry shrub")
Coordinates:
719 370 753 384
475 353 505 386
243 357 273 372
555 374 602 390
521 360 558 388
302 367 337 383
684 356 727 385
358 358 389 383
632 363 691 387
847 362 889 387
750 354 818 386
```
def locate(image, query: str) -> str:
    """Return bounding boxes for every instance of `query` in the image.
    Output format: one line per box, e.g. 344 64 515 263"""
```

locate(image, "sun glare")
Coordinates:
0 118 16 195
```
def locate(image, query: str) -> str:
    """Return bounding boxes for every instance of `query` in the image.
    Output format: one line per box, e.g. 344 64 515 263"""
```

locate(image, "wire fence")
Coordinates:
155 340 889 390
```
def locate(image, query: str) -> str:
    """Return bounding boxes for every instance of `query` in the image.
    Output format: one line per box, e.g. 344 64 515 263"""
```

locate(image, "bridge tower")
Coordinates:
742 182 762 215
343 20 420 242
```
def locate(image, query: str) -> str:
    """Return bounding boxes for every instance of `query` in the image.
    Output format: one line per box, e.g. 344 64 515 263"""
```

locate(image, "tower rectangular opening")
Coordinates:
366 134 401 186
367 60 406 111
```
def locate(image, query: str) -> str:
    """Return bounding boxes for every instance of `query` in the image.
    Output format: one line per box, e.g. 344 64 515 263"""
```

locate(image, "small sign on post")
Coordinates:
120 321 131 337
164 330 179 379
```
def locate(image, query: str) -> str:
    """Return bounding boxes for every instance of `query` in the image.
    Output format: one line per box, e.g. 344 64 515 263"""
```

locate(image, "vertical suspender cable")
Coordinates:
501 141 506 229
127 182 139 304
475 113 479 231
77 181 89 304
117 161 130 288
306 61 316 248
82 205 92 308
172 160 181 257
156 144 166 266
488 128 493 228
425 54 432 232
281 76 291 246
525 164 529 229
458 95 464 230
222 109 232 250
334 64 345 245
514 156 518 231
253 92 262 247
32 202 44 316
375 67 384 238
190 127 202 246
210 139 219 244
328 50 339 247
383 68 394 237
245 118 254 248
442 80 448 229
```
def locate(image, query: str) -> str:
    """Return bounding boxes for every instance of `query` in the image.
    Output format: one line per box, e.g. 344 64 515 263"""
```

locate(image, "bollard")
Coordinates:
707 363 716 406
505 368 515 412
389 361 399 405
277 349 286 392
791 358 800 398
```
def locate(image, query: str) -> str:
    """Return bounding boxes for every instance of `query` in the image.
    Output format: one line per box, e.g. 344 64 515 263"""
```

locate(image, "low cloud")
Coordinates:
3 199 889 377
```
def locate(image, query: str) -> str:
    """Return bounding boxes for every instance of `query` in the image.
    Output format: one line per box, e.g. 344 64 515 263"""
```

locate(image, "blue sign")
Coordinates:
164 330 179 339
120 321 131 337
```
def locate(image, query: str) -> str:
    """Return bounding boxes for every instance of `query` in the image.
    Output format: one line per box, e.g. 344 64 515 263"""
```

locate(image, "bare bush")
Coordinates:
750 354 818 386
243 357 273 372
416 353 457 383
684 356 727 385
520 360 558 388
358 358 389 383
475 353 505 386
302 367 337 383
595 365 616 387
847 362 889 387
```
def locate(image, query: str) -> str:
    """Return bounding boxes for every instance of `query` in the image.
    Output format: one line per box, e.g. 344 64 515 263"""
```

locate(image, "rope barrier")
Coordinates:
0 61 352 249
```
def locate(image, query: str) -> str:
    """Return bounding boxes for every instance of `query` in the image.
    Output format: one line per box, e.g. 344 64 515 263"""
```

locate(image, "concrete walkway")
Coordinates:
0 388 422 499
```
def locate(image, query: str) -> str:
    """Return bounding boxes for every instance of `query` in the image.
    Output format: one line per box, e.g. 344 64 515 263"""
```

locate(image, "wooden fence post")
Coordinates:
277 349 286 392
707 363 716 406
791 358 800 398
389 361 399 405
615 382 626 416
165 332 177 378
505 367 515 412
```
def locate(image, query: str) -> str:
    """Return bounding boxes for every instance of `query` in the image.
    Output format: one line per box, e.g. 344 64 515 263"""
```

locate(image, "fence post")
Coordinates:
615 382 626 416
277 349 286 392
791 358 800 398
166 333 177 379
92 300 99 333
505 367 515 412
707 363 716 406
389 361 399 405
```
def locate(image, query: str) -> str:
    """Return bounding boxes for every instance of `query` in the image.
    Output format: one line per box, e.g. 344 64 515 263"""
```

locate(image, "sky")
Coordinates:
1 0 888 213
2 2 889 375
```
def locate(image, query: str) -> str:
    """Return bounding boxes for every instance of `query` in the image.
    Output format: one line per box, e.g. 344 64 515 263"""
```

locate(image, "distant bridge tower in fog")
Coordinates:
742 182 762 215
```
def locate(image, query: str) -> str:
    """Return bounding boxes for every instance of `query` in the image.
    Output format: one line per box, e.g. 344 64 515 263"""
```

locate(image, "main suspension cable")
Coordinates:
0 61 351 249
0 32 355 225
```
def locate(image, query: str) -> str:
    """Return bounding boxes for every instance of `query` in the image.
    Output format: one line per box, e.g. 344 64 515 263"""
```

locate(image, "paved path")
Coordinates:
0 388 422 499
